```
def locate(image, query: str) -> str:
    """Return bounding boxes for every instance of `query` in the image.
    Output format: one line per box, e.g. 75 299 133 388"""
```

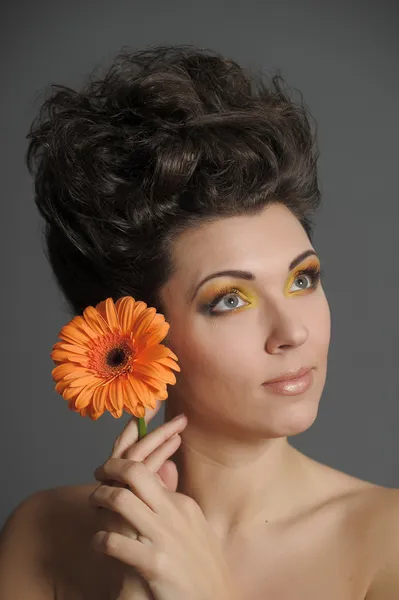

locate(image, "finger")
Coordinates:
92 530 154 579
110 399 163 459
142 435 182 480
96 506 137 540
156 460 179 492
93 460 167 515
95 434 181 485
116 572 153 600
124 414 186 462
111 410 186 460
98 507 152 546
93 486 145 544
89 475 159 538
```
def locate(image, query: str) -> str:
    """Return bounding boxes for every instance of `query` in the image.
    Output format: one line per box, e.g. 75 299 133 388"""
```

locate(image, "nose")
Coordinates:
264 302 309 355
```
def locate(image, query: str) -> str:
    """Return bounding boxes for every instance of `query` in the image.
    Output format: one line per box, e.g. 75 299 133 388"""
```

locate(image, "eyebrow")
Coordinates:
190 249 317 302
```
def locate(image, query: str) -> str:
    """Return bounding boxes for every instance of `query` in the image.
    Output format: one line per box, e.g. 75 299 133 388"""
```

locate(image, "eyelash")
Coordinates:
203 264 324 316
292 263 324 291
202 287 247 315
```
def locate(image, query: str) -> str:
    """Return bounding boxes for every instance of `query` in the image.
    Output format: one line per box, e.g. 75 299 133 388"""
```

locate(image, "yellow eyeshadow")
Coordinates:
284 257 321 296
197 281 258 308
197 257 321 312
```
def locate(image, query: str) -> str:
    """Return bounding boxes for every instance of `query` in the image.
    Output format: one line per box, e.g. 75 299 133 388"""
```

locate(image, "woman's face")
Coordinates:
160 203 331 439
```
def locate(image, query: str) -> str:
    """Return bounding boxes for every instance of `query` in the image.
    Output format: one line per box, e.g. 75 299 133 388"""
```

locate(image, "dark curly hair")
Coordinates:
26 44 321 316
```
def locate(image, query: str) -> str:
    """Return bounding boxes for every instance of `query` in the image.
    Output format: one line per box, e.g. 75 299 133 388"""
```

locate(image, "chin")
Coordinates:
264 368 326 438
277 401 320 437
253 388 322 439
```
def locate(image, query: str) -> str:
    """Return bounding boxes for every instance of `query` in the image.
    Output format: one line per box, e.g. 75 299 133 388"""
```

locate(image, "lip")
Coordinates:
262 367 314 396
263 366 313 384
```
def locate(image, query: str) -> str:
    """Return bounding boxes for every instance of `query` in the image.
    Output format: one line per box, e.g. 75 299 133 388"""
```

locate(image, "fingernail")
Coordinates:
172 413 186 422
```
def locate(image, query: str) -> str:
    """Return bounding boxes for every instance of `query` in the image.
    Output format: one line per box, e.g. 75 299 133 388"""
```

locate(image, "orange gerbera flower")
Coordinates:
51 297 180 428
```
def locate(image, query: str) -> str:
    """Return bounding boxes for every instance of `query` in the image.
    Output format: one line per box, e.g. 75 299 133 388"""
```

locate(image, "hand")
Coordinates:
91 402 187 599
106 401 184 493
89 418 239 600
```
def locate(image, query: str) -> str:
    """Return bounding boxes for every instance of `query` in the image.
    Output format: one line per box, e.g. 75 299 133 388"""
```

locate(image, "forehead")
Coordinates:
170 203 311 281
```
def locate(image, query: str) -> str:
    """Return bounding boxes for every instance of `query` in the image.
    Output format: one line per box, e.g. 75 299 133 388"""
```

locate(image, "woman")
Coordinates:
0 44 398 599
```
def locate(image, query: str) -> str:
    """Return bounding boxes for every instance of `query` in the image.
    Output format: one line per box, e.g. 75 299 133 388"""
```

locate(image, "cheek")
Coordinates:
168 315 260 391
308 292 331 354
181 323 253 375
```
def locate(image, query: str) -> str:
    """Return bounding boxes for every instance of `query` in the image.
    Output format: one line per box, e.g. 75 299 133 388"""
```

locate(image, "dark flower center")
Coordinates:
106 347 126 368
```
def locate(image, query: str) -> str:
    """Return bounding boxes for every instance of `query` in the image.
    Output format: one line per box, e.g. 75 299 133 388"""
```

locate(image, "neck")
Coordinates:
165 403 311 541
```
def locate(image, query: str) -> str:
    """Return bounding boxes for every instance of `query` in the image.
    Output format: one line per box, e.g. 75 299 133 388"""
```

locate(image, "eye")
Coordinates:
289 266 322 293
209 291 249 314
291 273 312 291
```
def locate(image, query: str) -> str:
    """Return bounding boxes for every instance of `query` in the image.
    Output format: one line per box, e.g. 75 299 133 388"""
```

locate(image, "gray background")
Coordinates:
1 0 398 528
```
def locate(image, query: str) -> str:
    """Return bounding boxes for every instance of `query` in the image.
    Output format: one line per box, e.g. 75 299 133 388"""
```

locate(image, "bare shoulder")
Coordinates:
0 488 55 598
302 454 399 598
359 484 399 599
306 452 399 527
0 483 123 600
39 482 125 598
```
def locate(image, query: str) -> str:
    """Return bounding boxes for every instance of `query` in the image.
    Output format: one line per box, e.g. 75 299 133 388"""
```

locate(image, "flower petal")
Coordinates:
140 385 159 409
106 379 123 417
75 380 101 410
89 411 103 421
83 306 111 336
124 377 140 412
51 349 90 367
134 360 177 384
114 378 125 417
134 369 167 392
67 374 99 388
143 321 170 346
157 388 168 401
92 384 107 417
133 361 166 382
96 298 120 332
74 384 97 409
153 356 181 372
124 400 146 418
137 344 175 363
152 366 177 385
62 385 80 401
55 379 71 395
115 297 136 333
129 377 153 409
133 301 148 321
70 315 99 340
52 363 88 381
55 343 89 356
62 369 96 382
59 323 91 345
134 374 169 399
133 307 157 340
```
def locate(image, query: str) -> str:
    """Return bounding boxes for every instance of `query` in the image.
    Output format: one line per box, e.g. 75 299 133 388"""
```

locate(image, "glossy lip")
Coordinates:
262 366 313 385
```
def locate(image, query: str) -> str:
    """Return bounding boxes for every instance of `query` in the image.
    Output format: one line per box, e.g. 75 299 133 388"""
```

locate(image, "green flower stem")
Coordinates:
138 417 147 440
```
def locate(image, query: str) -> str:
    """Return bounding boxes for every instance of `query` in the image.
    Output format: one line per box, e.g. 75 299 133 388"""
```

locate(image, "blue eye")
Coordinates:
290 265 323 292
291 273 313 292
202 288 250 316
210 292 248 314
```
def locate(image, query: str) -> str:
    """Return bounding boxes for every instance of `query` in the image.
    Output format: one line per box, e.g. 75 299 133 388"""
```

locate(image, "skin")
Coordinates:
85 202 398 599
132 201 397 600
2 202 399 599
161 202 331 539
